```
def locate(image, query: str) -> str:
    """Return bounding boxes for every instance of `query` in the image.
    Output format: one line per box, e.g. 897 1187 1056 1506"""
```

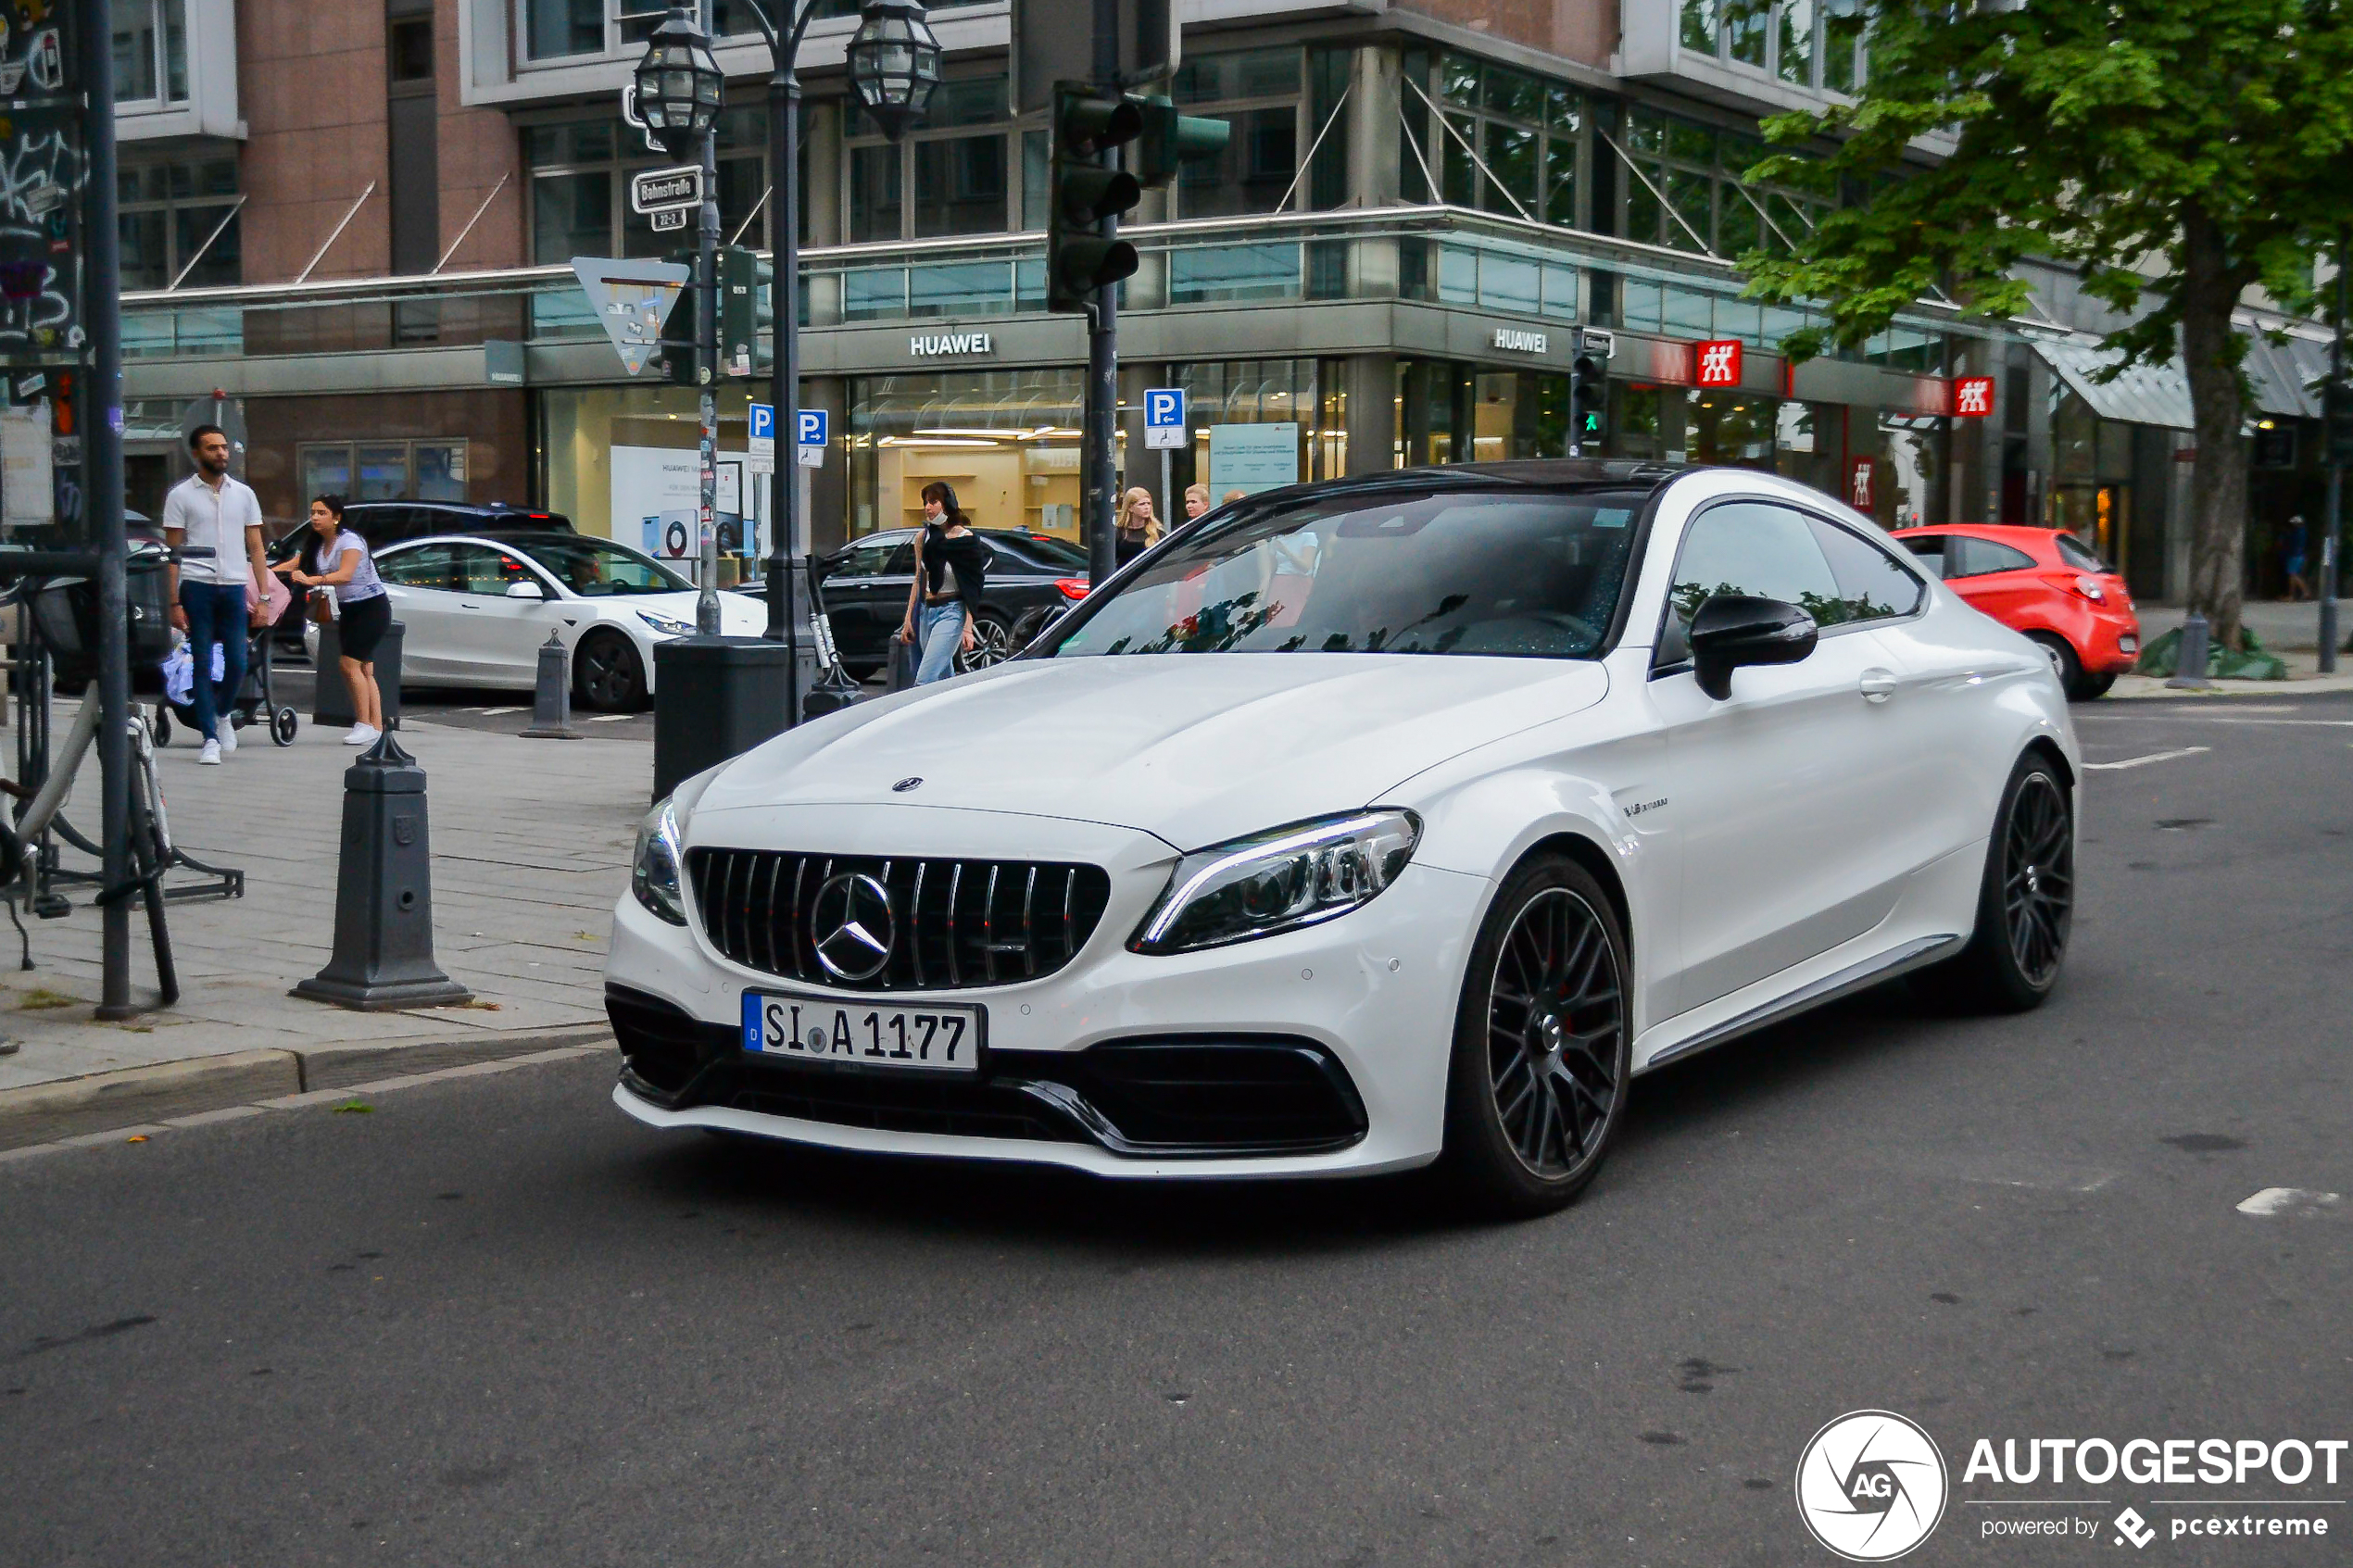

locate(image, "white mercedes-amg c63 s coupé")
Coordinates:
606 461 2078 1215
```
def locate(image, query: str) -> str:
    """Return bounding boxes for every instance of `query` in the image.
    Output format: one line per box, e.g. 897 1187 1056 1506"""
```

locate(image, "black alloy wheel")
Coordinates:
1918 753 2073 1012
574 631 647 710
1998 768 2073 989
1442 856 1631 1216
955 613 1014 673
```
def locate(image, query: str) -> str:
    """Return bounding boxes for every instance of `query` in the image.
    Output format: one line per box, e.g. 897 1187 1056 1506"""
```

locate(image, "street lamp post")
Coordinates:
633 7 726 633
740 0 939 724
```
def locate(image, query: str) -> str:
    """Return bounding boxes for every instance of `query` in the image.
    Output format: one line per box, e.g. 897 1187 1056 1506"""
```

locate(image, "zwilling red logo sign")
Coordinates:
1694 340 1743 386
1952 376 1995 418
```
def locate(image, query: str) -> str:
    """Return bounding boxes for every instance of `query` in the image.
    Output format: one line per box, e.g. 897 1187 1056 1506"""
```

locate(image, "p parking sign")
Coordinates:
1145 387 1186 451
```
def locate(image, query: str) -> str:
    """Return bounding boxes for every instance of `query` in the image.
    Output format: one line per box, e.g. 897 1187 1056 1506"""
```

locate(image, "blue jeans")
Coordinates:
914 601 966 685
179 581 249 742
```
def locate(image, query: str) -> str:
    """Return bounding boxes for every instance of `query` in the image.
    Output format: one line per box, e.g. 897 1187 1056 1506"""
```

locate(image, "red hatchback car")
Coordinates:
1893 524 2141 700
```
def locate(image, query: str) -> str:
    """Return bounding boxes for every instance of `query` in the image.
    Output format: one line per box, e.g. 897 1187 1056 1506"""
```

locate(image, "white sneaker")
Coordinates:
197 740 221 766
219 722 237 754
343 724 380 746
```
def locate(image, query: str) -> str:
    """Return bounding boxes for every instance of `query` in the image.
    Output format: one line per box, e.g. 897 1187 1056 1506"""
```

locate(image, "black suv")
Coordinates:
266 502 573 646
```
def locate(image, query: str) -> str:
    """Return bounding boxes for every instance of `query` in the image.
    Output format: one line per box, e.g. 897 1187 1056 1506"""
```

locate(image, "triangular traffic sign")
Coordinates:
571 256 689 377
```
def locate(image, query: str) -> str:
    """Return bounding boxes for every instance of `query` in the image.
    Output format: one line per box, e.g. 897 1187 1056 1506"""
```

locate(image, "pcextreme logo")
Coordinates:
1796 1410 1951 1562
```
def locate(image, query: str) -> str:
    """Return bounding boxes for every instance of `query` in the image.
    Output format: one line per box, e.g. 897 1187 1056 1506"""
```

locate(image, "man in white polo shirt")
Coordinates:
161 424 271 765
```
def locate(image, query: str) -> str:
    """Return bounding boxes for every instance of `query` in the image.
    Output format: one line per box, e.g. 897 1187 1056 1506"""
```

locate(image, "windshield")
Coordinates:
1043 488 1647 660
529 538 691 596
988 532 1088 571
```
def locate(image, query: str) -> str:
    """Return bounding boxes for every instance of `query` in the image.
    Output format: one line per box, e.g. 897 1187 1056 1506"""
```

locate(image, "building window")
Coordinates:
119 157 239 291
522 0 981 63
1420 56 1587 232
844 75 1011 242
526 108 767 261
1616 105 1827 258
1170 49 1302 220
1680 1 1865 94
114 0 188 106
299 440 471 504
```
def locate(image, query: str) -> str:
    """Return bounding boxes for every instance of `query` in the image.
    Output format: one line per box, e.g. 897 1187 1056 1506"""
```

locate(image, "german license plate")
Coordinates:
740 988 984 1075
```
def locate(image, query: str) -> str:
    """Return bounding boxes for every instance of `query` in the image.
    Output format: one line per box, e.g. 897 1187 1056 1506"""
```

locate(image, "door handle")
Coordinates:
1859 669 1897 703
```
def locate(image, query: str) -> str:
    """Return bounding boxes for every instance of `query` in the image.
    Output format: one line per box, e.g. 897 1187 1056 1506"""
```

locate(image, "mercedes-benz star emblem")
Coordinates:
892 776 924 793
810 872 896 983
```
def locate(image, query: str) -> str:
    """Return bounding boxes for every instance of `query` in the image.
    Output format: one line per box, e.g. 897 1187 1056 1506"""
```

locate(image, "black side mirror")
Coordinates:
1690 594 1818 700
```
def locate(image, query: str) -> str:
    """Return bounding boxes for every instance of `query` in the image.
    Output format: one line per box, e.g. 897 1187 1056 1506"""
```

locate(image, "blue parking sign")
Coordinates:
797 408 828 447
1145 388 1184 428
749 403 774 444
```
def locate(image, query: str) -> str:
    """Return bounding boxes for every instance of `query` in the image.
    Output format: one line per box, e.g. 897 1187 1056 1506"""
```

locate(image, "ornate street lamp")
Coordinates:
845 0 943 142
632 7 724 160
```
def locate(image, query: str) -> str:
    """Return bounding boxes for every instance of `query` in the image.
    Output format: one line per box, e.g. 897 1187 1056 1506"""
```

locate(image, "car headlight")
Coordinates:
632 797 687 925
1131 810 1421 954
635 609 694 636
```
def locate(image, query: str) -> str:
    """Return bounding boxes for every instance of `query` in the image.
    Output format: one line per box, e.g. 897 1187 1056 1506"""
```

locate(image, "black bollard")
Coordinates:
651 636 791 801
292 731 473 1010
519 631 582 739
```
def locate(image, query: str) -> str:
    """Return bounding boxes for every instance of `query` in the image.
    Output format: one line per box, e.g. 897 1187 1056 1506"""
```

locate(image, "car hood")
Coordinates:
687 653 1609 850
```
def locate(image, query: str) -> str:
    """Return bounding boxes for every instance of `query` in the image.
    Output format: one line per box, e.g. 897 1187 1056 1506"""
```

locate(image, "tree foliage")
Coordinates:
1736 0 2353 642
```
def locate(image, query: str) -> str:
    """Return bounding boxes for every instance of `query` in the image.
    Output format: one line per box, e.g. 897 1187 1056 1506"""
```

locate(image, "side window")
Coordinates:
1664 501 1843 659
377 545 453 590
832 537 903 581
880 541 916 576
1806 517 1926 622
1947 536 2038 579
449 544 530 596
1898 534 1951 579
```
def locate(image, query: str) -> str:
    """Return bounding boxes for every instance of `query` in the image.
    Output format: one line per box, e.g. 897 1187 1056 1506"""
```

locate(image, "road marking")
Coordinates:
2087 715 2353 727
2235 1187 2343 1219
588 713 636 722
477 706 527 716
2084 746 2209 771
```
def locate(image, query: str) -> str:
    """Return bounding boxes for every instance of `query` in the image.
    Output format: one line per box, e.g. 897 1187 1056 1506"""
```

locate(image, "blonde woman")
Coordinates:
1114 486 1162 565
1183 483 1211 521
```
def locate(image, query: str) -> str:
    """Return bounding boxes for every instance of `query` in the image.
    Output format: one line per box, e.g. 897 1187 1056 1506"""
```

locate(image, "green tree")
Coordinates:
1739 0 2353 648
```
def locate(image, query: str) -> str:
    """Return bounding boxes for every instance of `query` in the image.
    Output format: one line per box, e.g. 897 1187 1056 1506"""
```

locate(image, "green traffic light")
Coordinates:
1132 98 1232 189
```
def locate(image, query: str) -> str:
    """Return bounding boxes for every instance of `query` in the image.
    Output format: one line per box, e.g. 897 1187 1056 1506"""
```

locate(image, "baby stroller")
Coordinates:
151 576 299 749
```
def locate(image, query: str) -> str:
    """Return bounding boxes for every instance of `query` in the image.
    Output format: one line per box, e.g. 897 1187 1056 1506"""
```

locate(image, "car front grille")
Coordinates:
686 848 1114 991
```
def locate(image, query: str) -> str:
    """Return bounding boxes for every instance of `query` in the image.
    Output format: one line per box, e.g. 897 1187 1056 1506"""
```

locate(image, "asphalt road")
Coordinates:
5 693 2349 1567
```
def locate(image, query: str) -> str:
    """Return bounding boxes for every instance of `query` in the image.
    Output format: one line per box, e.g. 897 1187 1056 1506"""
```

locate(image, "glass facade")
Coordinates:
847 369 1085 541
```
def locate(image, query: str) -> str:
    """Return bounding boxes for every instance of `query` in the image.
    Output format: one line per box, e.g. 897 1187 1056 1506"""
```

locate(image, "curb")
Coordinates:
0 1025 613 1151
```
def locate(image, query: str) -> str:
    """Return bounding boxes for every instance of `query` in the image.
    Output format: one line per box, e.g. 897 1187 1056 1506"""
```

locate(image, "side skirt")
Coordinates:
1634 933 1962 1073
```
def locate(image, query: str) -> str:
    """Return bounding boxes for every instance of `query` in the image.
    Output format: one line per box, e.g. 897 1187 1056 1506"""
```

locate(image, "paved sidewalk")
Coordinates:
0 703 648 1098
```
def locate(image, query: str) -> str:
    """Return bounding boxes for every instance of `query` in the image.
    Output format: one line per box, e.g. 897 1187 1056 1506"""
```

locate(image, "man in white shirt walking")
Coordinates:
161 425 271 765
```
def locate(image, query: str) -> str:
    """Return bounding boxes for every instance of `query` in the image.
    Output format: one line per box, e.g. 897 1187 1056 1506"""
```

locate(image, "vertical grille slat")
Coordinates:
1021 866 1038 979
686 848 1108 993
910 861 928 988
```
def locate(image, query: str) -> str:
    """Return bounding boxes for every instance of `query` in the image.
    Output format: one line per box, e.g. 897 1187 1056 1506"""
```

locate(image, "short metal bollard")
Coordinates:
292 732 473 1010
2168 609 2215 689
519 631 583 740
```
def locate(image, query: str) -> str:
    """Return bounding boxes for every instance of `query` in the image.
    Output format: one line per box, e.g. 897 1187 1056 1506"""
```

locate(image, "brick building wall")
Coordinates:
234 0 391 282
1394 0 1618 68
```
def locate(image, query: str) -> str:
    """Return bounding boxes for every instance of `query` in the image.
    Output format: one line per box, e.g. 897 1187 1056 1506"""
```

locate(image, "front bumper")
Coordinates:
604 854 1486 1179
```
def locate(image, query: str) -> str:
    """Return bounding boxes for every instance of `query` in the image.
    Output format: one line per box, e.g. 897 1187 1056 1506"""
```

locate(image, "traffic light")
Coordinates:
657 245 760 383
1130 96 1231 188
1568 353 1605 456
2326 382 2353 469
1048 83 1145 313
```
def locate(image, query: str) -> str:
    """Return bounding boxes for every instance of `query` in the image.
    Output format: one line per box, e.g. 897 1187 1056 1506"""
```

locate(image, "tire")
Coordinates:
149 708 170 747
2028 632 2094 700
1917 752 2073 1013
574 632 647 711
2078 671 2117 701
1007 604 1060 656
954 612 1014 674
1440 855 1633 1218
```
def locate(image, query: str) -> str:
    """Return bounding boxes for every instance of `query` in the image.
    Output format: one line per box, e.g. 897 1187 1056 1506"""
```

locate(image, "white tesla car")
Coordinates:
606 463 2078 1214
308 533 765 709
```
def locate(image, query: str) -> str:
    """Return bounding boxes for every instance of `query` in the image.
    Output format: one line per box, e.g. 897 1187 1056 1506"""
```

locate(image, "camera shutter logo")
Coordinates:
811 873 896 983
1794 1411 1948 1562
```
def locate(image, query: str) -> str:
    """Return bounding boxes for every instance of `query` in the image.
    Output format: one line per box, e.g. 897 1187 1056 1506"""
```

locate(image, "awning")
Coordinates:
2035 331 2336 430
2034 339 2195 430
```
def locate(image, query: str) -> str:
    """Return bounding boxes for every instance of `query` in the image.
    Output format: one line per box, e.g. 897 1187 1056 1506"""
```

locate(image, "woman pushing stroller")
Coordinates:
273 495 389 746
